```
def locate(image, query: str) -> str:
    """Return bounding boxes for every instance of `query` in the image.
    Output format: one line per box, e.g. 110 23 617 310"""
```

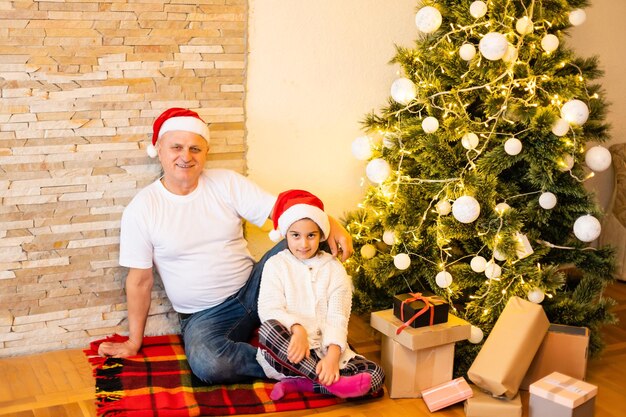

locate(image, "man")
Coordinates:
97 108 353 384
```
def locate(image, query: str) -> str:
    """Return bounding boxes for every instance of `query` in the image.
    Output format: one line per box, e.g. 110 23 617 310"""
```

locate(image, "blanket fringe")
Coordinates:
93 357 125 415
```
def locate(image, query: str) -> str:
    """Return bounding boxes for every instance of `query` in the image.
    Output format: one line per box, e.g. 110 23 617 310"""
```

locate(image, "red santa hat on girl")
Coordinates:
147 108 211 158
269 189 331 242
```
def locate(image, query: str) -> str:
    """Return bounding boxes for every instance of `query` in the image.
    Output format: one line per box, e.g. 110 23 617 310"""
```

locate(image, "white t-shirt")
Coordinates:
119 169 276 313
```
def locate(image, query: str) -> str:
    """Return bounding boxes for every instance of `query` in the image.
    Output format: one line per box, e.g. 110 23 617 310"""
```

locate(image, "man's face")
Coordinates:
157 131 208 193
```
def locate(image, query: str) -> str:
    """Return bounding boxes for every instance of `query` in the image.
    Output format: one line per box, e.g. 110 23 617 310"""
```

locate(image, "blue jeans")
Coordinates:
180 240 286 384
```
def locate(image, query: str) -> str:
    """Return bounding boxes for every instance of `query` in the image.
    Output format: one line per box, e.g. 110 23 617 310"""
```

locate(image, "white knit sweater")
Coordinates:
258 249 357 367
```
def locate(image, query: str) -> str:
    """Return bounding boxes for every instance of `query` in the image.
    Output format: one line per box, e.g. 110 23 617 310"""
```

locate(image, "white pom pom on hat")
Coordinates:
269 189 330 242
148 108 211 158
146 143 158 158
268 229 283 243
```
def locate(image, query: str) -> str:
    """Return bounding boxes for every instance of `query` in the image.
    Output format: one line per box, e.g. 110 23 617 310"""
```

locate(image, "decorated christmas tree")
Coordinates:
344 0 616 374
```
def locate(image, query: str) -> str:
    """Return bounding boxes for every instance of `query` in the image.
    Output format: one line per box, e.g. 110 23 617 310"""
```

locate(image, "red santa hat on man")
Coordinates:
147 108 211 158
269 189 331 242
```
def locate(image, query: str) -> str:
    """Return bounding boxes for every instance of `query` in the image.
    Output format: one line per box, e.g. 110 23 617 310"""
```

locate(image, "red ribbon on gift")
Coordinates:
395 292 437 335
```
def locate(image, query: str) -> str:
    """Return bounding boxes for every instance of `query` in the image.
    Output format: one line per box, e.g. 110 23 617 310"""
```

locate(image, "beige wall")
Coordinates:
570 0 626 209
246 0 418 218
247 0 626 217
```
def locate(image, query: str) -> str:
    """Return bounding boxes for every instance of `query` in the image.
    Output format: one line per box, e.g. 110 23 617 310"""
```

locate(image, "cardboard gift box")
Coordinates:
393 292 449 331
421 376 473 412
467 296 550 398
464 385 522 417
529 372 597 417
521 324 589 390
370 309 470 398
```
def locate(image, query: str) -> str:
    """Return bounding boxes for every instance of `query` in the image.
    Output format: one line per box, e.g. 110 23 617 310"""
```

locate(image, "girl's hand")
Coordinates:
287 325 310 364
316 356 340 386
316 344 341 386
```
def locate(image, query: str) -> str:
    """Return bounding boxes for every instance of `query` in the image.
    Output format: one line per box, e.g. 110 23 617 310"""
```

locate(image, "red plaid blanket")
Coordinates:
84 334 344 416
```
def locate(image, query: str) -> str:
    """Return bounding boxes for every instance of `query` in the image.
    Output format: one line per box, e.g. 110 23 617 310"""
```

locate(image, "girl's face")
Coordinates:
286 218 322 260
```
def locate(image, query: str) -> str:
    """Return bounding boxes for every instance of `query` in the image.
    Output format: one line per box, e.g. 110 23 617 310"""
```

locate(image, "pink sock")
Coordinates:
270 377 314 401
325 373 372 398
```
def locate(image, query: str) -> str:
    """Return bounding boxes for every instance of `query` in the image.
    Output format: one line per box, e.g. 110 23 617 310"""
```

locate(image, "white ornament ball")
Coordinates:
515 16 534 35
366 158 391 183
394 253 411 270
382 230 397 246
469 1 488 19
391 77 417 105
551 118 570 137
351 136 373 161
585 146 612 172
493 249 507 261
422 116 440 133
452 195 481 223
502 45 518 63
484 261 502 279
461 132 479 150
468 325 484 344
360 244 377 260
541 34 560 53
415 6 443 34
383 137 396 149
528 287 545 304
561 99 589 126
495 202 511 215
539 192 557 210
436 200 452 216
435 271 453 288
569 9 587 26
504 137 523 156
470 256 487 273
459 43 477 61
573 214 602 242
479 32 509 61
559 154 575 172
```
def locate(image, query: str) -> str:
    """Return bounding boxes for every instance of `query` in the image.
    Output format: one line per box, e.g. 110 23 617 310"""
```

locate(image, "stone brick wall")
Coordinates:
0 0 247 356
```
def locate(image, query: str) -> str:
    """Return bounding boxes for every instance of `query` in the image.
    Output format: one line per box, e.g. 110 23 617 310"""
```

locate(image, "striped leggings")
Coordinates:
257 319 385 395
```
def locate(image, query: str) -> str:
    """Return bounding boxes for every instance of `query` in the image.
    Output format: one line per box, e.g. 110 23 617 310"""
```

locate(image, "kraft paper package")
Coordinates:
464 385 522 417
370 309 470 398
520 324 589 390
467 296 550 398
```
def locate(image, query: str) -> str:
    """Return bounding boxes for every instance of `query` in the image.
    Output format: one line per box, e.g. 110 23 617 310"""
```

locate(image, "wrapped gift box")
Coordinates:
421 376 472 412
370 309 470 398
467 296 550 398
392 292 449 330
464 385 522 417
521 324 589 390
529 372 597 417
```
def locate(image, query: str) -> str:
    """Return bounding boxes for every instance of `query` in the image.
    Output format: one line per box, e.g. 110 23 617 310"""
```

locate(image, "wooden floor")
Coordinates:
1 281 625 417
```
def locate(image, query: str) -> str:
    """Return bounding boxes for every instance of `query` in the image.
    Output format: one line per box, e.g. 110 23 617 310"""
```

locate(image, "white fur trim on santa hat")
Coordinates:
159 116 210 143
276 203 330 241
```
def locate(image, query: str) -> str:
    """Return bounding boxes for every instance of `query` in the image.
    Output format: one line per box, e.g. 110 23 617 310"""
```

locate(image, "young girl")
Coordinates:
256 189 384 400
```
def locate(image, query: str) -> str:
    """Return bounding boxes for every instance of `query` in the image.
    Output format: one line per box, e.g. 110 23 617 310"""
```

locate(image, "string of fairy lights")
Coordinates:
349 1 611 342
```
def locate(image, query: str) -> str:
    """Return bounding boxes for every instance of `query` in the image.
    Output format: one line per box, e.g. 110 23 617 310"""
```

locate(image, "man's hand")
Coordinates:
98 339 141 358
287 324 310 364
327 216 353 262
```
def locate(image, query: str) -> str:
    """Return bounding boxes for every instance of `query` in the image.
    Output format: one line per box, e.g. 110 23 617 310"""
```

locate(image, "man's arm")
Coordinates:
326 215 354 262
98 267 153 357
